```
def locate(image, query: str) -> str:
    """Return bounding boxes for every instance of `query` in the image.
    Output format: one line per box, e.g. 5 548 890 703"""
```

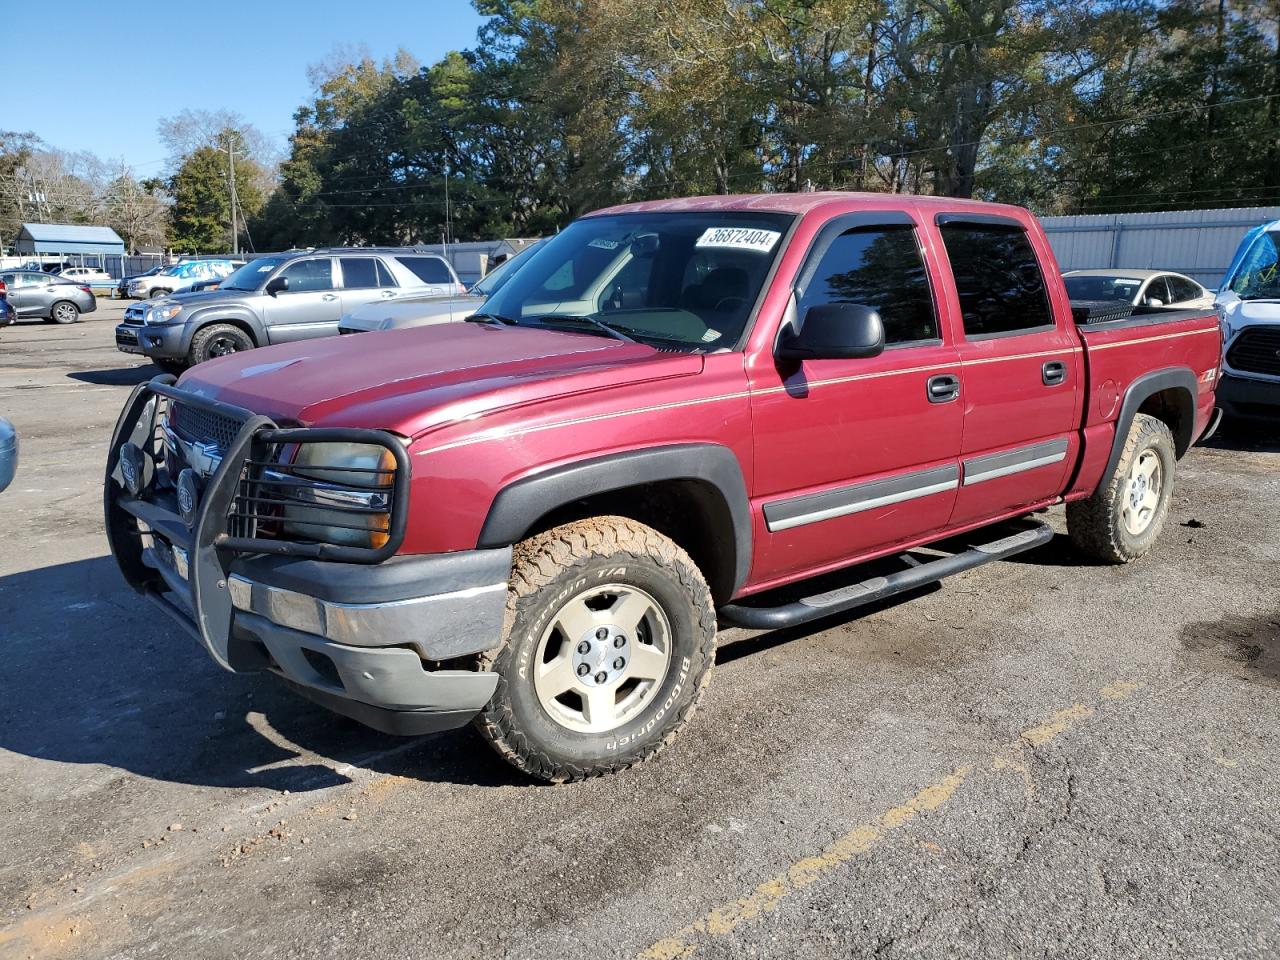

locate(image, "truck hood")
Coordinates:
1220 296 1280 339
176 322 701 438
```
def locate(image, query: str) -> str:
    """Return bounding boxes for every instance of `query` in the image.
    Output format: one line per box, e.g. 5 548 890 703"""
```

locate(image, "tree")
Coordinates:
168 131 266 252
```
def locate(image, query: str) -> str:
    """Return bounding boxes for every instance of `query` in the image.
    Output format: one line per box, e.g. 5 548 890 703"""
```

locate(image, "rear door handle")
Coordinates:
927 374 960 403
321 293 338 302
1042 360 1067 386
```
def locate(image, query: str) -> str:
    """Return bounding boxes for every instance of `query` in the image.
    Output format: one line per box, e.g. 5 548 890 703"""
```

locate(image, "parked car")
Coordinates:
55 266 112 284
0 417 16 492
116 265 164 298
339 239 543 334
127 259 243 299
0 295 14 326
1063 269 1214 310
105 193 1221 783
115 249 464 370
1214 219 1280 423
0 270 96 323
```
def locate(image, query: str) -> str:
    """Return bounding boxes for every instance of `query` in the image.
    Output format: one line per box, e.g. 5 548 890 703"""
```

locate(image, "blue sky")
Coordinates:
6 0 485 174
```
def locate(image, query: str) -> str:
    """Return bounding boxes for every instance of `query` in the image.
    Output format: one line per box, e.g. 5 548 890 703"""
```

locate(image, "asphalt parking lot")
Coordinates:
1 305 1278 960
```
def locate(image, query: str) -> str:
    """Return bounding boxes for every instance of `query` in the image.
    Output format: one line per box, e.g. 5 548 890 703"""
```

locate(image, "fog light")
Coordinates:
177 468 200 526
119 442 145 496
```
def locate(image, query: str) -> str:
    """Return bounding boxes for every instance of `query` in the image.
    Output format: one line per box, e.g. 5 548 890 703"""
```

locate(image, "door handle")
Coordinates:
321 293 338 302
380 289 396 298
927 374 960 403
1042 360 1067 386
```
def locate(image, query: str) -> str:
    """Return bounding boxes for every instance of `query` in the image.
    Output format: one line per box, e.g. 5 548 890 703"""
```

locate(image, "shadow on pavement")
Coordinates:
67 365 158 387
0 555 523 792
1202 420 1280 453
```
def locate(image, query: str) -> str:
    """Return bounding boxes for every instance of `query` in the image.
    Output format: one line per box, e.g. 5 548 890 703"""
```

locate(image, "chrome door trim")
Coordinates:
961 438 1068 486
763 464 959 532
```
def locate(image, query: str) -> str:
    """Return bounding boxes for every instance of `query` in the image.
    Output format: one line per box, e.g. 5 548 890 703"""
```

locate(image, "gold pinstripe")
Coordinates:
414 327 1210 454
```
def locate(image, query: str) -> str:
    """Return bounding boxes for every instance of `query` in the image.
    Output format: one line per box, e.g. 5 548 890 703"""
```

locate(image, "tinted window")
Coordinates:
1142 276 1171 306
340 258 380 289
1063 275 1144 302
939 224 1052 336
375 259 396 288
1167 276 1201 303
798 226 937 344
279 258 334 293
396 256 451 284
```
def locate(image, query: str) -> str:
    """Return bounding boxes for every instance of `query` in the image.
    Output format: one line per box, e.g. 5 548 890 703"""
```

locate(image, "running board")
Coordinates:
717 522 1054 631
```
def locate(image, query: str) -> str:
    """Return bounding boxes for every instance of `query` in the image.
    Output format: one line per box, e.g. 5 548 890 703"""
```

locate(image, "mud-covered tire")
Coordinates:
473 516 717 783
188 323 253 365
1067 413 1176 563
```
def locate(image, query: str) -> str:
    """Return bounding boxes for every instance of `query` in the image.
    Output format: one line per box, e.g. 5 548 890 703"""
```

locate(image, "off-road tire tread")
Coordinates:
473 516 717 783
1067 413 1175 563
189 324 252 365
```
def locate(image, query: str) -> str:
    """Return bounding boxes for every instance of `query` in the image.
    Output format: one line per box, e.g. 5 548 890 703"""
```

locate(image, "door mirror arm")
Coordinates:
265 276 288 297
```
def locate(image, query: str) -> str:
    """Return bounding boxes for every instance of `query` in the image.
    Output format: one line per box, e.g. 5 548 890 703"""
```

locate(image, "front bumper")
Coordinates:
1217 371 1280 421
104 377 510 735
115 321 186 359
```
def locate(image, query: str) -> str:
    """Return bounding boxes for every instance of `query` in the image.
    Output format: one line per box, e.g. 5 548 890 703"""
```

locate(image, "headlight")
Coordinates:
146 302 182 325
280 442 396 549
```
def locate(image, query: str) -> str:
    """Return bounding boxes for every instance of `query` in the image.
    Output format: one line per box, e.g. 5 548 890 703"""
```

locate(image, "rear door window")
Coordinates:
798 226 938 345
938 223 1053 337
339 258 380 289
396 256 452 284
375 259 397 287
1143 276 1173 306
1167 276 1202 303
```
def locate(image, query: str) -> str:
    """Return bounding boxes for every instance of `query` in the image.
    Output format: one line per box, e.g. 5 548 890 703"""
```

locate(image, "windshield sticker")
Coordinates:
257 264 274 272
589 238 622 251
695 227 781 253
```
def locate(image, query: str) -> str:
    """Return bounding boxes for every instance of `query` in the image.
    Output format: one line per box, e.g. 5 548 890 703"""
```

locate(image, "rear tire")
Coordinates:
473 517 717 783
1067 413 1176 563
188 323 254 365
149 288 169 299
50 301 79 324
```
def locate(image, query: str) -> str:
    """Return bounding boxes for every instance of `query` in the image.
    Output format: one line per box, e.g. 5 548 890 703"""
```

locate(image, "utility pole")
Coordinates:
227 137 239 256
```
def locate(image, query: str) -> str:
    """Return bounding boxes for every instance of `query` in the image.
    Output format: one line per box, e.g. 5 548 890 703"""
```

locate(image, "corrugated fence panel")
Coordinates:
1040 207 1280 289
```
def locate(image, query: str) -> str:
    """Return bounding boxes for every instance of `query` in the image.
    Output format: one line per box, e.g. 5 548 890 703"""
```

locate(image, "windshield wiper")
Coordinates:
466 312 518 325
529 314 636 343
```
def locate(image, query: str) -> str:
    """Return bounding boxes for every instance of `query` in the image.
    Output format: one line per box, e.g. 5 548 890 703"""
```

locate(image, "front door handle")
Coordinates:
1042 360 1067 386
927 374 960 403
321 293 338 302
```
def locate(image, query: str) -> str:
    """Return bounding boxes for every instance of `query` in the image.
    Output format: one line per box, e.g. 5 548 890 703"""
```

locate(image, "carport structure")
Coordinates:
12 222 126 276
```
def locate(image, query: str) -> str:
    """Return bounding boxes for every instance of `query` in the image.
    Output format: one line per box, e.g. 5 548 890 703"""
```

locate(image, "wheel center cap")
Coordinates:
573 625 630 687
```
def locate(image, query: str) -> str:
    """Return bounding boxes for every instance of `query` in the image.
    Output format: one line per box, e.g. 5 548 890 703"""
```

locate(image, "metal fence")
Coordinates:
1040 206 1280 290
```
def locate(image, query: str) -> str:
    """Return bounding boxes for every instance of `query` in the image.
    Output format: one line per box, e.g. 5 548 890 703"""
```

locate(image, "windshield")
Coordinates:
220 255 288 291
472 240 544 297
480 212 793 351
1064 275 1143 302
1228 231 1280 300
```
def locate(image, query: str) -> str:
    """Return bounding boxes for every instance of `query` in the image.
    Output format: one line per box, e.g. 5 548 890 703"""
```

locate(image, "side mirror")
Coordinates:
777 302 885 361
1145 296 1164 308
265 275 289 297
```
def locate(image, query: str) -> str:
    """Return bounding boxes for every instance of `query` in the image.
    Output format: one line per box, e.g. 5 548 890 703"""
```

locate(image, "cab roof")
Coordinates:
589 191 1030 220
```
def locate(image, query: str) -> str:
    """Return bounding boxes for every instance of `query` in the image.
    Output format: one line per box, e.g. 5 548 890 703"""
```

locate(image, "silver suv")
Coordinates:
114 248 464 371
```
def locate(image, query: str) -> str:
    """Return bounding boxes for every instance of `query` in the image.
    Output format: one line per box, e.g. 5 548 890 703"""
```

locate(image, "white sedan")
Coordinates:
1063 269 1215 309
55 266 113 283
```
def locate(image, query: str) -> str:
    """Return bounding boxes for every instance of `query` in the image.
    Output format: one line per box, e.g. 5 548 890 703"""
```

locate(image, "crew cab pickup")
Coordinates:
105 193 1222 782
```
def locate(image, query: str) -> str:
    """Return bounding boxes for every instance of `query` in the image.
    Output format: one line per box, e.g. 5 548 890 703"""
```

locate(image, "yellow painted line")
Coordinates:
636 680 1144 960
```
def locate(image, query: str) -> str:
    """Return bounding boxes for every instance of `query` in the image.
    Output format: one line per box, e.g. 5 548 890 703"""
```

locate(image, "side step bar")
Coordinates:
717 522 1054 631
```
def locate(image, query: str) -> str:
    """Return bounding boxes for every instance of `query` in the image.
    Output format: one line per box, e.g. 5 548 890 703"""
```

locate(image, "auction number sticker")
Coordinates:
695 227 781 253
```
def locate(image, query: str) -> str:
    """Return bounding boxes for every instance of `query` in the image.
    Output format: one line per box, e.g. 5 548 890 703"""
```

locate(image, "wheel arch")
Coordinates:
477 444 752 605
1103 367 1198 484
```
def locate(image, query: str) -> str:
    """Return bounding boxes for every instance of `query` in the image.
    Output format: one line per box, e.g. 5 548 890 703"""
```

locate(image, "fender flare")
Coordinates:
477 443 753 594
182 309 266 351
1103 367 1198 483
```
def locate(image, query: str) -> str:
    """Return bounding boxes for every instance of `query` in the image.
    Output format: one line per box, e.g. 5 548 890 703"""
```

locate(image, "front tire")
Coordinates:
474 517 717 783
153 359 187 377
1067 413 1176 563
188 323 254 365
149 288 169 299
50 301 80 324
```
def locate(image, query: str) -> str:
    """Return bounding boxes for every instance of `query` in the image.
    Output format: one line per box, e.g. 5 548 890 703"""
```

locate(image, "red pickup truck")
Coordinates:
105 193 1221 782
